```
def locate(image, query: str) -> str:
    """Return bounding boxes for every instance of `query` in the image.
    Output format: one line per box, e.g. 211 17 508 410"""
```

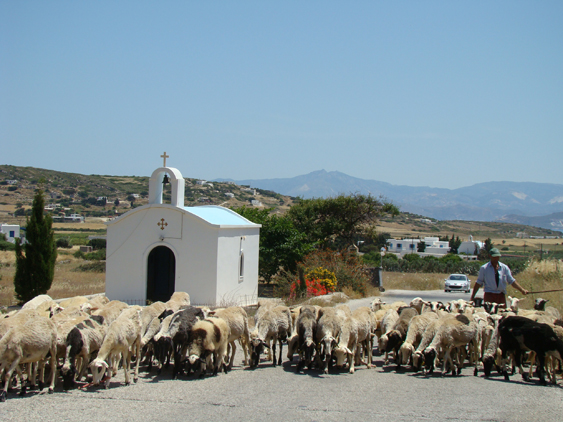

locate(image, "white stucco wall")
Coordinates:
0 224 20 243
105 204 259 306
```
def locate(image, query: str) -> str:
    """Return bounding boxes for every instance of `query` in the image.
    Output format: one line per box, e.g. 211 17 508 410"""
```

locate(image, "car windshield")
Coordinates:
449 275 466 281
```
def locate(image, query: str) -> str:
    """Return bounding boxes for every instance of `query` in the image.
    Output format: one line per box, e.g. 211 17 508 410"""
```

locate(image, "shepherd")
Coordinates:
470 248 528 306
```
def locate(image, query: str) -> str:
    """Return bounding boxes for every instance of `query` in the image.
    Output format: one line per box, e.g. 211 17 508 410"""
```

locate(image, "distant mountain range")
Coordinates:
217 170 563 232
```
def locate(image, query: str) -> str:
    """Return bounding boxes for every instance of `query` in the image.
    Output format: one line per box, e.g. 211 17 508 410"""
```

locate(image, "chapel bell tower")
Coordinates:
148 152 185 208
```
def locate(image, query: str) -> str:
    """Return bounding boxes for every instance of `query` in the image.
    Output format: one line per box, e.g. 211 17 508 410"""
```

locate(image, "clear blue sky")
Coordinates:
1 1 561 189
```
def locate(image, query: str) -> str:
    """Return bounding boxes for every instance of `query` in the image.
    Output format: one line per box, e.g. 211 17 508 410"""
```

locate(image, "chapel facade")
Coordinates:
105 155 260 306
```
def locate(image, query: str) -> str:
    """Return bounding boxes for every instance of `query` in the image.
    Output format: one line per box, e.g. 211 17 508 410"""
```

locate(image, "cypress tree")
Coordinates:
14 188 57 304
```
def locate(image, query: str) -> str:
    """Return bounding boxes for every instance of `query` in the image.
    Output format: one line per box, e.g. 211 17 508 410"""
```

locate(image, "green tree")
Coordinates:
232 206 315 283
483 238 493 252
449 235 462 254
14 188 57 304
287 194 399 249
477 238 494 260
417 241 426 253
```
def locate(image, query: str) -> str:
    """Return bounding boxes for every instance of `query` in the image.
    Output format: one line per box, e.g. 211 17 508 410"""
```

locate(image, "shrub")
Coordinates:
403 253 421 262
56 238 72 249
362 251 381 267
440 254 462 263
83 249 106 261
298 249 371 296
74 261 105 272
88 238 106 250
0 239 15 251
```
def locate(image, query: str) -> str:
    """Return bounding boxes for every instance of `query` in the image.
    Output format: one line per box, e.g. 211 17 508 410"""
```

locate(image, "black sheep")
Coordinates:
498 316 563 385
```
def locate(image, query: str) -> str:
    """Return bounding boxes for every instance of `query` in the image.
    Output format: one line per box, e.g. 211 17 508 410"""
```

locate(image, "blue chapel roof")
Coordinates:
184 206 259 227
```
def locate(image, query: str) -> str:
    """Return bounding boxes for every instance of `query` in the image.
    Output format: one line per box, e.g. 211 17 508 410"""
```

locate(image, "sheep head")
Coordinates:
89 359 109 385
334 345 352 367
423 348 437 373
534 298 548 311
399 342 415 366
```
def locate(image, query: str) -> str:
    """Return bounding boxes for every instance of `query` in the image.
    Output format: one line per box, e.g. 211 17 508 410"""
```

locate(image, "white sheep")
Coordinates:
352 306 376 369
58 296 90 309
165 291 191 312
60 315 107 390
385 307 418 367
334 314 358 374
88 306 142 388
210 307 250 369
315 306 348 374
291 305 318 372
92 300 129 325
250 305 292 368
88 295 110 311
398 312 439 367
377 309 399 365
20 294 53 311
410 297 431 314
412 315 451 372
186 316 231 376
0 316 57 401
370 297 387 312
423 314 481 376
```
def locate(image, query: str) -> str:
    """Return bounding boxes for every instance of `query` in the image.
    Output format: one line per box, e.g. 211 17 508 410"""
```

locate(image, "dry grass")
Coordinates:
0 249 105 307
382 272 478 291
515 259 563 314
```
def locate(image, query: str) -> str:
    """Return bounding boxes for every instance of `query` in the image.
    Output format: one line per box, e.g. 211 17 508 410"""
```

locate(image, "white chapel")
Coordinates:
105 154 261 306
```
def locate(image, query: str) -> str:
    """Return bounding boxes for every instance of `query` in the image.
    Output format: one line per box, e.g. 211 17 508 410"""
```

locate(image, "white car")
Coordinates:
444 274 471 293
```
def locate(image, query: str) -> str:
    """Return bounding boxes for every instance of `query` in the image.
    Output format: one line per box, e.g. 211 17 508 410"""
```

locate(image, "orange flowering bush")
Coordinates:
289 277 329 299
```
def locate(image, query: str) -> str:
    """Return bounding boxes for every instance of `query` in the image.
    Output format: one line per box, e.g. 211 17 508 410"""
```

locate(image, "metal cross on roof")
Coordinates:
161 152 169 167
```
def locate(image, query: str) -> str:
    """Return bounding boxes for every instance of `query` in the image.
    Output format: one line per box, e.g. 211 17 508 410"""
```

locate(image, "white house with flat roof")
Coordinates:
105 155 260 306
0 224 20 243
387 237 450 257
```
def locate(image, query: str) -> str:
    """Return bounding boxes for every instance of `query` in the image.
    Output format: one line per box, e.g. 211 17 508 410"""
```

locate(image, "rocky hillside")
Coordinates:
0 165 296 223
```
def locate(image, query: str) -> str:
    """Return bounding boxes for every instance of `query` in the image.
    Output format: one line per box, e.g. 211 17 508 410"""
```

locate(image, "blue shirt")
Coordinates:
476 261 515 294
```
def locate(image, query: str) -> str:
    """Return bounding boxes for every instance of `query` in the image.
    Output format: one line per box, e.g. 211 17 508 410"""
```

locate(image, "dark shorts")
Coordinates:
484 292 506 305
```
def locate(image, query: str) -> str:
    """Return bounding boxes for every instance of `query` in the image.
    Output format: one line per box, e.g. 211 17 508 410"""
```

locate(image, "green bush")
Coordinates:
88 238 107 250
0 239 15 251
403 253 421 262
74 261 105 272
84 248 106 261
362 251 381 267
383 253 399 262
56 238 72 249
440 254 462 263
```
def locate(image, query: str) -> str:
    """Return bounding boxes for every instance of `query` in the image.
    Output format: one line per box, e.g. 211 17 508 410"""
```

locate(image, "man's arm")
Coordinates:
470 283 480 302
511 280 528 296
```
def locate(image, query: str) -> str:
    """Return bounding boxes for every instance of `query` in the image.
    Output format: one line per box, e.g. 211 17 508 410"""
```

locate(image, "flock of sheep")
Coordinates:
1 291 563 402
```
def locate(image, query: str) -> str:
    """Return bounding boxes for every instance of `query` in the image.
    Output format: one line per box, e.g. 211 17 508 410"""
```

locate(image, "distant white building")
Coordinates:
64 214 85 223
0 224 20 243
387 237 450 257
458 235 483 256
225 192 235 198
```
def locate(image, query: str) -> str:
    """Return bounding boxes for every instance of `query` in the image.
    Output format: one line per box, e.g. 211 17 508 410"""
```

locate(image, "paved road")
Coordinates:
2 291 563 422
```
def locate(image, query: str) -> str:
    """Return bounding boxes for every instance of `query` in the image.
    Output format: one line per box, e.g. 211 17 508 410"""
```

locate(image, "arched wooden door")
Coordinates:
146 246 176 303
